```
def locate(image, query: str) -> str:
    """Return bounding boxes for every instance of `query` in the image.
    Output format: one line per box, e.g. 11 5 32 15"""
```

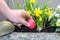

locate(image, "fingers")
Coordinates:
25 13 32 19
13 23 22 27
22 10 32 19
19 18 30 27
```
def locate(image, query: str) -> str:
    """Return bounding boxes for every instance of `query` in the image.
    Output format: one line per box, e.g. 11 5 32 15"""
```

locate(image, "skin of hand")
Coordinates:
0 0 32 27
5 9 32 27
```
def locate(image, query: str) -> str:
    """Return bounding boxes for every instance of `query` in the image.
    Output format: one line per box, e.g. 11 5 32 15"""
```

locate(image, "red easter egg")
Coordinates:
28 19 35 29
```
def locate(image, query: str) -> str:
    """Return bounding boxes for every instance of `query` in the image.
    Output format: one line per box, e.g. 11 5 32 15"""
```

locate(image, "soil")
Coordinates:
14 25 56 32
40 26 56 32
14 25 38 32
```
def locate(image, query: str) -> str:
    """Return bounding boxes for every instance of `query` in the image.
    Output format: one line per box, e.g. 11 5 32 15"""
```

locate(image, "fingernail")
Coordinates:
27 23 30 27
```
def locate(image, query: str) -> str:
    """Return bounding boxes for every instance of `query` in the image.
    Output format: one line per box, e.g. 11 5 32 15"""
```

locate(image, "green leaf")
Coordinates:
25 0 32 11
56 28 60 32
25 0 35 13
33 2 39 9
36 16 43 28
50 17 58 26
42 3 48 10
37 22 42 27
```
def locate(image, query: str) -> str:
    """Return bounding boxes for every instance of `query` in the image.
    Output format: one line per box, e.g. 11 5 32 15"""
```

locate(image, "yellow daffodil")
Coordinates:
39 17 42 21
47 11 53 17
56 22 60 26
30 0 36 4
34 8 42 17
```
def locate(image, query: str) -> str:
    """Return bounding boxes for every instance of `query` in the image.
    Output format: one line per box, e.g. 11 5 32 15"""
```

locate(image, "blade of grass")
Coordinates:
11 0 16 9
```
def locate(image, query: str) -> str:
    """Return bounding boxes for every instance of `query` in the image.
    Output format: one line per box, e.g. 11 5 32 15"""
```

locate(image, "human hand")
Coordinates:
4 9 32 27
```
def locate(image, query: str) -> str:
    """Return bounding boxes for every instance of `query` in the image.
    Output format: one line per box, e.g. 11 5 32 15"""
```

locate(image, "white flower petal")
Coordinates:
54 14 59 18
57 5 60 9
57 19 60 22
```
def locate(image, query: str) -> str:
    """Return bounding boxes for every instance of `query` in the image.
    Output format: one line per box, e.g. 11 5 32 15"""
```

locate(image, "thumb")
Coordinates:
22 10 32 19
19 18 30 27
13 23 22 27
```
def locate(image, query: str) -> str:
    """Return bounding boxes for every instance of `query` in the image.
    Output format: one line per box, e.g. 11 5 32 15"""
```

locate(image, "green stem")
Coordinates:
31 4 34 12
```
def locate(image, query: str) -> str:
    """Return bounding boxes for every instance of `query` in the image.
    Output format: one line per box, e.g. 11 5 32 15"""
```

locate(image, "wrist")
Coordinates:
5 8 12 14
0 8 12 18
